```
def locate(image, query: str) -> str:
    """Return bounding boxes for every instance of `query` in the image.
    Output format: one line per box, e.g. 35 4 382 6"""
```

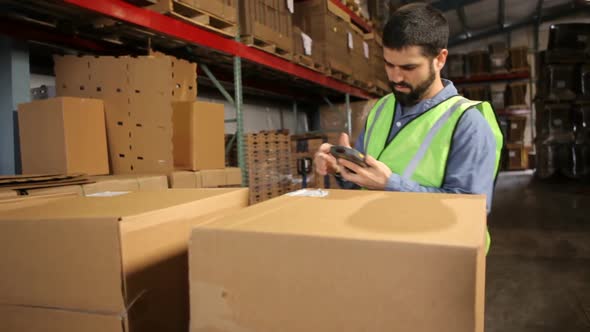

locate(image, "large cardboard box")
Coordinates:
17 97 109 176
82 175 169 194
240 0 293 53
200 169 226 188
294 0 351 75
54 54 196 174
0 189 249 332
173 101 225 171
168 171 201 188
190 190 487 332
25 185 84 197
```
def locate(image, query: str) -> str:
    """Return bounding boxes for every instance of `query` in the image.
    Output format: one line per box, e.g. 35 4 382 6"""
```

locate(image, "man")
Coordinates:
314 3 503 251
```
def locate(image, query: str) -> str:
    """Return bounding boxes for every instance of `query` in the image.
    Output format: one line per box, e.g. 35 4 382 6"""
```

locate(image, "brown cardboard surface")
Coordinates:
0 189 249 330
137 175 169 190
25 185 84 197
54 54 196 175
168 171 197 188
173 101 225 171
225 167 242 186
0 190 18 199
320 99 376 145
18 97 109 176
0 304 125 332
200 169 226 188
82 177 140 195
190 190 487 332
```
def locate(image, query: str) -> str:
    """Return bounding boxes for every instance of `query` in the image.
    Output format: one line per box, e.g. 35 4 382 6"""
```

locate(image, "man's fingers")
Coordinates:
338 158 363 175
338 133 351 148
318 143 333 154
314 152 338 175
365 155 378 167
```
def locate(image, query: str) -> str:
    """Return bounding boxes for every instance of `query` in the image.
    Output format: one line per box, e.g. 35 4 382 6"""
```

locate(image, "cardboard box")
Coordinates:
25 185 84 197
0 189 249 332
200 169 226 188
168 171 199 188
225 167 242 186
81 175 169 195
190 190 487 332
240 0 293 52
17 97 109 176
54 54 196 174
173 101 225 171
294 0 351 74
0 190 18 199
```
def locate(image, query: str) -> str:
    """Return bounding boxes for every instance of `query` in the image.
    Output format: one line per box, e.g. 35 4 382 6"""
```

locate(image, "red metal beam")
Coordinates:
329 0 372 33
0 17 116 53
60 0 374 99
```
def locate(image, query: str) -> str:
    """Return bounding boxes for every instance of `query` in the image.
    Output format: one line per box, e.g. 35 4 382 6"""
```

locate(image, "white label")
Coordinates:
578 35 587 42
301 32 312 56
286 189 329 198
509 151 516 157
86 191 130 197
557 81 566 88
348 32 354 50
363 41 369 59
511 123 518 129
286 0 294 14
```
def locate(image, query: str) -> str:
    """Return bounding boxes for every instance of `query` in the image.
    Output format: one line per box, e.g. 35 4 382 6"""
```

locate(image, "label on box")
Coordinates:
348 32 354 50
86 191 130 197
286 0 294 14
509 151 516 157
557 81 566 88
363 41 369 59
511 123 518 129
578 35 588 42
286 189 329 198
301 32 312 56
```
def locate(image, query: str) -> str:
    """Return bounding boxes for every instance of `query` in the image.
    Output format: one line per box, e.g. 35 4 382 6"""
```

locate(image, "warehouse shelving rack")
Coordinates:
0 0 382 185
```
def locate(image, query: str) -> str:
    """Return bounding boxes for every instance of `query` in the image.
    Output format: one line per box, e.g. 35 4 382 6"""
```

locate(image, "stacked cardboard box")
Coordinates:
240 0 293 57
535 24 590 179
365 31 389 92
168 168 242 188
151 0 237 36
294 0 352 77
17 97 109 176
319 99 377 146
246 131 292 204
466 50 490 76
54 53 197 174
350 26 370 86
189 190 488 332
0 189 248 332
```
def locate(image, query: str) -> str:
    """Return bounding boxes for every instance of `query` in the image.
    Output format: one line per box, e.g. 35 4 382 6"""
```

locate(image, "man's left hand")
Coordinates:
338 155 393 190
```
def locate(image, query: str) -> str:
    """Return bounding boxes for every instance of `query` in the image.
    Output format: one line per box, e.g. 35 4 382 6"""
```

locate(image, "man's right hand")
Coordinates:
314 133 352 176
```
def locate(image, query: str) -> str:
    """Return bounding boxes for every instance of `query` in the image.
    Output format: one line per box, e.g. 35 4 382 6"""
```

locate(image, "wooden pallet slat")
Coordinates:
151 0 236 38
242 35 293 61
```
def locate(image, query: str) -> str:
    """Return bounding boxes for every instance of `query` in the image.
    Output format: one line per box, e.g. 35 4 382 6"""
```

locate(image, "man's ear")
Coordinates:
434 49 448 71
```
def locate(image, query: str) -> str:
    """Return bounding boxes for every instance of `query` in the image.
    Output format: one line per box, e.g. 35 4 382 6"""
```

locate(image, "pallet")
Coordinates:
328 67 354 84
150 0 236 38
242 36 292 61
293 54 328 74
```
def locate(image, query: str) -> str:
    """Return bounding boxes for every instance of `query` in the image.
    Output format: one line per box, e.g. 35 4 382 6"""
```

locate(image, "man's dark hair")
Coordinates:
383 3 449 58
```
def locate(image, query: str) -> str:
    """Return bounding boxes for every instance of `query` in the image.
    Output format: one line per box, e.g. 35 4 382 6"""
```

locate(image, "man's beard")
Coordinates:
389 64 436 106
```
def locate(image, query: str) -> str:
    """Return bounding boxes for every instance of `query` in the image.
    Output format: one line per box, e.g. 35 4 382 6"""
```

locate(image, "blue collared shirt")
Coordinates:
344 79 497 212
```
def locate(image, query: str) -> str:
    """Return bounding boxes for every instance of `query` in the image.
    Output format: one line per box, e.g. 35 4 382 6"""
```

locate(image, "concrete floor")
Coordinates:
486 171 590 331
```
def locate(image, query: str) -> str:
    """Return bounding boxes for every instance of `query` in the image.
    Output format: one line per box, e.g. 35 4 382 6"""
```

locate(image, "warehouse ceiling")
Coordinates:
382 0 590 46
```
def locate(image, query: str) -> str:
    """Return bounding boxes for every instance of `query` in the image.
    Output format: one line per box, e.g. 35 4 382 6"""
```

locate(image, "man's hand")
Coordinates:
338 155 393 190
314 133 351 176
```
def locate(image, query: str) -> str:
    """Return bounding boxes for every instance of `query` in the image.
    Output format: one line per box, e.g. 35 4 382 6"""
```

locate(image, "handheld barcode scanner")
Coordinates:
330 146 369 171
